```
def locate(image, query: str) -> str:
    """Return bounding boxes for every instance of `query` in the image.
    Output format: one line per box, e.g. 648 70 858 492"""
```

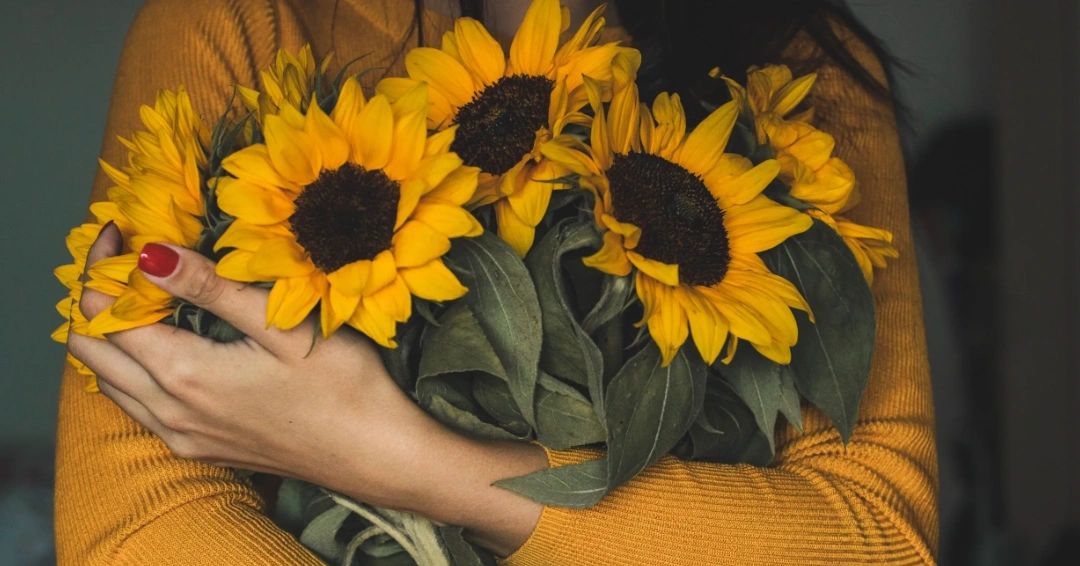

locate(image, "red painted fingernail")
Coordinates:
138 243 179 277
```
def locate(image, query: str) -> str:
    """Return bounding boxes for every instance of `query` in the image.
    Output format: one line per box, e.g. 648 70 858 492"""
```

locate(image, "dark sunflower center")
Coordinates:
450 74 554 175
608 152 731 286
289 163 400 273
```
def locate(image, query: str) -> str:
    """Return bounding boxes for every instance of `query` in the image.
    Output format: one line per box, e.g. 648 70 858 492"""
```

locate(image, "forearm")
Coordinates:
322 378 547 557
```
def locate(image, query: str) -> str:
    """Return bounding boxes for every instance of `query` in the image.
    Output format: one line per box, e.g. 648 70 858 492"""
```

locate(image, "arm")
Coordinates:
500 33 938 566
54 1 324 563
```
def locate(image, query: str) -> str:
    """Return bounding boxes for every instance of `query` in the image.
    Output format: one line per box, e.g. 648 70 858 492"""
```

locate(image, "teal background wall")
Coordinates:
0 1 143 452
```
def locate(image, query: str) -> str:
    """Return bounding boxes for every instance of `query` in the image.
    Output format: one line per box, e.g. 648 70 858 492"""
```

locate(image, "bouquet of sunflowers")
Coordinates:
54 0 897 563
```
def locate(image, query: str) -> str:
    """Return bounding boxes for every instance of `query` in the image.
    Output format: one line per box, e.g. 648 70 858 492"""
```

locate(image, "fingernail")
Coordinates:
138 243 179 278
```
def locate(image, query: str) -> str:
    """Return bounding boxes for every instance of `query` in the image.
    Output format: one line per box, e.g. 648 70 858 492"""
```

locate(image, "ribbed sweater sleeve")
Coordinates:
504 32 939 566
53 1 323 563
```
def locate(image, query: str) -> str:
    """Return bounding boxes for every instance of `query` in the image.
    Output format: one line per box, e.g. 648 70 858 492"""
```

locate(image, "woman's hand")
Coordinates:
67 225 547 556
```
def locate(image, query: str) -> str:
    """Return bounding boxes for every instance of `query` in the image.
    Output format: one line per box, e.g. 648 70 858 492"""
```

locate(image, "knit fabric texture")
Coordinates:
53 1 938 564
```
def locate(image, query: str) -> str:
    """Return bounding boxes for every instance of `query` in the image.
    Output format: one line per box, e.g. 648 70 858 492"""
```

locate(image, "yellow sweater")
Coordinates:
54 1 938 564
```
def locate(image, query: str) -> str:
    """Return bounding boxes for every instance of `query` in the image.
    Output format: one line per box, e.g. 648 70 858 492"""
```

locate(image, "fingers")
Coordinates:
84 222 122 278
137 243 314 356
67 332 171 406
96 379 170 440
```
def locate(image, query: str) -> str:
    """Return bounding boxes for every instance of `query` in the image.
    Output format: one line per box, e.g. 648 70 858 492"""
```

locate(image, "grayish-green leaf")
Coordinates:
581 274 632 335
437 526 493 566
604 344 707 487
299 505 350 561
763 220 875 441
494 458 609 508
719 347 787 454
535 372 605 449
423 394 523 441
418 303 507 382
777 362 803 432
471 376 531 437
526 220 605 402
448 234 542 425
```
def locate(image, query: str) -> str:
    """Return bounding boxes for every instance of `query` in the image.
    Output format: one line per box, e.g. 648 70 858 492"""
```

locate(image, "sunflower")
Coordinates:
544 58 813 366
238 44 331 122
52 223 110 391
85 87 210 336
729 65 898 282
213 77 482 347
377 0 634 256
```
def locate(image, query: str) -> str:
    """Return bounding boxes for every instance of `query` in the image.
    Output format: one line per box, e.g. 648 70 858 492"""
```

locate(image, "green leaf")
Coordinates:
717 346 793 454
525 219 605 395
448 234 543 426
471 376 531 437
535 372 605 449
581 274 632 335
299 505 350 561
604 344 707 487
494 458 609 508
762 220 875 440
687 377 774 465
777 362 804 432
418 303 507 382
437 526 494 566
423 394 524 441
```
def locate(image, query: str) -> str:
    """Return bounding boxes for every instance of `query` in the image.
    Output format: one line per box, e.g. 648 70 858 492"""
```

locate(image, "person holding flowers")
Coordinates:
54 0 937 564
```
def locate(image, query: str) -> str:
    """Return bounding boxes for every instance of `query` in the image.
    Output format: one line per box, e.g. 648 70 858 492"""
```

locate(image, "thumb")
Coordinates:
137 243 278 344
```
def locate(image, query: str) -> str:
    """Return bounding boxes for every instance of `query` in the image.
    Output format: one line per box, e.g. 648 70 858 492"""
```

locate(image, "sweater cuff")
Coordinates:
502 446 604 566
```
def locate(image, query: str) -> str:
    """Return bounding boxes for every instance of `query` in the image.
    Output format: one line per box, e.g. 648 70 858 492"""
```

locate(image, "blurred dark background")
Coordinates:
1 1 1076 565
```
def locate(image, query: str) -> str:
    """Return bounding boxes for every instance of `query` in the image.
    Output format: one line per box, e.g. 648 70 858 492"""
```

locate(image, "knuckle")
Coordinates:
186 263 225 306
164 434 203 460
78 290 108 319
156 406 195 434
159 357 201 397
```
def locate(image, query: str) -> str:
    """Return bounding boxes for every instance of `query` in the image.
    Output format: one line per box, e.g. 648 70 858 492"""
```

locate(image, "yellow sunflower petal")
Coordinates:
405 47 476 108
349 298 398 348
215 219 289 253
454 17 506 86
364 250 398 295
424 126 458 158
222 145 299 191
248 238 315 279
369 275 412 323
680 288 730 365
263 113 320 185
326 260 372 296
325 285 361 336
266 276 321 330
752 339 792 365
349 94 394 170
506 167 557 227
508 0 561 76
304 99 350 171
627 251 679 287
706 158 781 208
773 72 817 117
216 250 262 283
582 231 631 276
677 101 738 175
495 201 536 257
412 202 483 238
216 178 296 225
725 196 813 253
640 278 689 366
330 76 367 140
392 220 451 268
426 165 480 206
400 259 468 302
385 94 429 181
